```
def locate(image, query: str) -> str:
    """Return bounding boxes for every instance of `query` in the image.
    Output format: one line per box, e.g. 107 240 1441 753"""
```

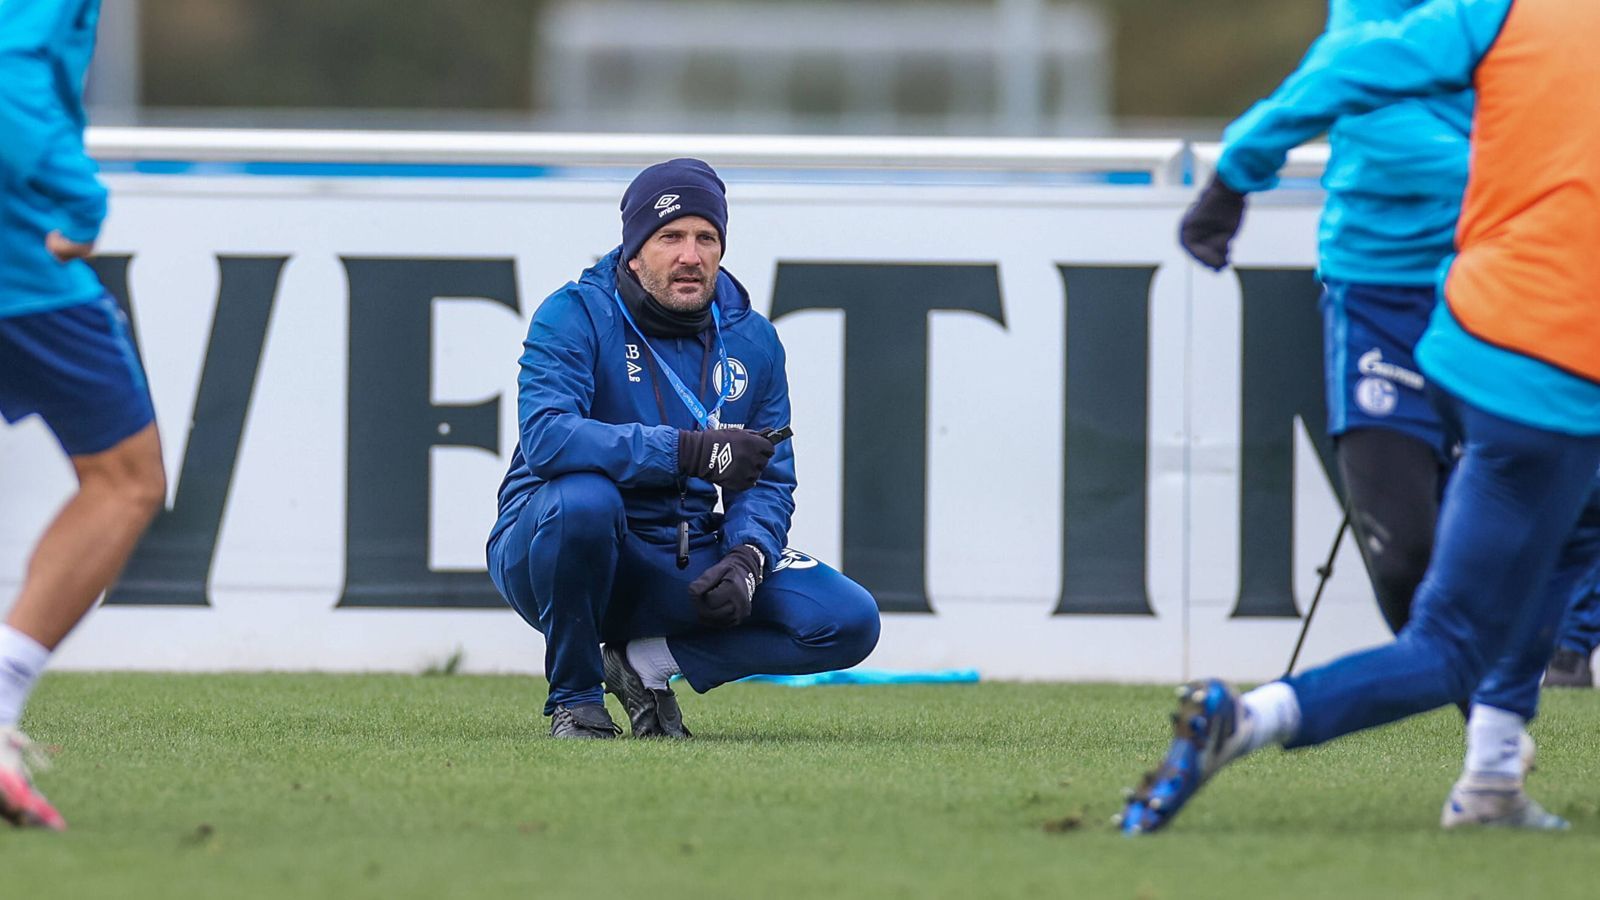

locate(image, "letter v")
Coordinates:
90 256 287 606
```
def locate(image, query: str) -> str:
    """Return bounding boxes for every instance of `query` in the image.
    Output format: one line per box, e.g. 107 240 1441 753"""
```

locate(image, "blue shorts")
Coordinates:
0 294 155 456
1321 279 1448 459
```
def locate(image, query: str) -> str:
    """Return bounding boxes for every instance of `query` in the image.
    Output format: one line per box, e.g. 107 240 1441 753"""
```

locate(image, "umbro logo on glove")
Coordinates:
678 428 774 492
711 441 735 475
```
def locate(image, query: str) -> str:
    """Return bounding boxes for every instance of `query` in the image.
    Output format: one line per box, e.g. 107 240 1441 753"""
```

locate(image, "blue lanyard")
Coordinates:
612 289 732 430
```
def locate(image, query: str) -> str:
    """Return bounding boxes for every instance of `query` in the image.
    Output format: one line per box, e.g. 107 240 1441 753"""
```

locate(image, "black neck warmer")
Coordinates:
617 267 713 338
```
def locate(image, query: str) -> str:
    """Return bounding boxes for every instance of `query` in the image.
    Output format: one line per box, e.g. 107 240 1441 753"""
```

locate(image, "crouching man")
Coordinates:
487 158 881 738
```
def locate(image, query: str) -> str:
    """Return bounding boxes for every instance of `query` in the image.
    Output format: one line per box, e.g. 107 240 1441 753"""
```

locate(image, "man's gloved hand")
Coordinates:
688 545 765 628
1179 174 1249 271
678 428 775 492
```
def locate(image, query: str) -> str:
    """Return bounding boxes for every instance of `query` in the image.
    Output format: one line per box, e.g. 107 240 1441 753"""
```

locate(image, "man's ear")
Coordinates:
627 257 641 274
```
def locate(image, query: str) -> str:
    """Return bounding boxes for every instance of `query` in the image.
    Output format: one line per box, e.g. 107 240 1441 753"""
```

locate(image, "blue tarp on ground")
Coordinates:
738 668 980 687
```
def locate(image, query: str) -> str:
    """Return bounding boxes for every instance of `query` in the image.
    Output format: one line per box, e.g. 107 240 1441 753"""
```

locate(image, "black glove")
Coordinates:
678 428 775 492
1178 174 1248 271
688 545 764 628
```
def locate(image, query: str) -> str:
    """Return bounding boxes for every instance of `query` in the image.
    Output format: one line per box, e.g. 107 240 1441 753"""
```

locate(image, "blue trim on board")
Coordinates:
97 158 1155 185
98 160 559 179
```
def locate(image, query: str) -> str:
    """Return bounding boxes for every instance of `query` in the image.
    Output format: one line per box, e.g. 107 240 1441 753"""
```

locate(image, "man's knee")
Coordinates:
1366 530 1432 627
807 578 881 668
73 423 166 521
839 592 882 667
542 472 626 548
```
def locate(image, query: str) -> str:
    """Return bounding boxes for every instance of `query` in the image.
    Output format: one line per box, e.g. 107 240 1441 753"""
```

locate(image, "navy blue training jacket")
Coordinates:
489 248 796 571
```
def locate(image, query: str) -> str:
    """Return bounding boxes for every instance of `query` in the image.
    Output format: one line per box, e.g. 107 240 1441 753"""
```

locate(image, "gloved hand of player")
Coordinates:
688 545 765 628
678 428 775 492
1178 174 1248 271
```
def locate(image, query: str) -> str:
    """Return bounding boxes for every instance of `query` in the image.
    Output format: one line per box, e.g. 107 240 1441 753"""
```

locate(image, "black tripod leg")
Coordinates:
1285 513 1350 677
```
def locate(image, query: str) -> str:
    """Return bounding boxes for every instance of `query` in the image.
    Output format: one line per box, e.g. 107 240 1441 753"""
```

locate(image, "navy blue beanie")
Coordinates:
620 158 728 263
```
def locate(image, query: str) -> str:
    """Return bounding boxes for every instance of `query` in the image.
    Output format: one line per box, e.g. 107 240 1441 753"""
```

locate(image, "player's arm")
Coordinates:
1220 0 1510 191
1182 0 1513 269
516 291 681 489
719 337 796 571
0 1 109 249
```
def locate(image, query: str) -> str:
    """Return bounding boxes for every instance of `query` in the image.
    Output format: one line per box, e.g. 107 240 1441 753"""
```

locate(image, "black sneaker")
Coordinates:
549 703 622 739
602 643 691 739
1545 648 1594 688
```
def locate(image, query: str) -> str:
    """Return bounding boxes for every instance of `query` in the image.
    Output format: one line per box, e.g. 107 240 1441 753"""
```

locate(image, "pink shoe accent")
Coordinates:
0 768 66 831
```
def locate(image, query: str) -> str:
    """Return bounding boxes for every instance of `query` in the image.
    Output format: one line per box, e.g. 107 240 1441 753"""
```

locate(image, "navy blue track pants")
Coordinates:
1287 393 1600 746
488 473 881 715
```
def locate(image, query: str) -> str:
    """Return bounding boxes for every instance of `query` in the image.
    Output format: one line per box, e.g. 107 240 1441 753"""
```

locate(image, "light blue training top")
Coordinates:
1220 0 1473 287
0 0 108 319
1216 0 1600 436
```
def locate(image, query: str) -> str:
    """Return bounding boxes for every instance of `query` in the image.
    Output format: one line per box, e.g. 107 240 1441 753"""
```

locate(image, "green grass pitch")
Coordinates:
8 674 1600 898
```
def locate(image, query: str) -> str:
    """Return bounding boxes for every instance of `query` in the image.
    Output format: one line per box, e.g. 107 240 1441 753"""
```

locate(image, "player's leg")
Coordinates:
1339 429 1475 720
0 297 163 829
1336 427 1444 634
1473 474 1600 716
1320 280 1451 635
1123 395 1600 834
1546 559 1600 687
1 426 163 830
1285 403 1600 746
1444 476 1600 828
486 472 627 738
5 425 165 650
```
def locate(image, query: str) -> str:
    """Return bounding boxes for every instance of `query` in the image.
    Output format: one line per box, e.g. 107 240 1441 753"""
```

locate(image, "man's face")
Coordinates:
628 216 723 312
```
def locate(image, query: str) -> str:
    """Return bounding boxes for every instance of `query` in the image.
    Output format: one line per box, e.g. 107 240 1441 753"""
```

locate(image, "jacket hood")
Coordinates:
580 247 754 321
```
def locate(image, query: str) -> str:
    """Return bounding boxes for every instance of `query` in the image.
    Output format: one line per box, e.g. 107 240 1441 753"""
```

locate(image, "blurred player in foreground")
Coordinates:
1182 0 1600 807
486 159 879 739
0 0 166 830
1222 0 1600 698
1122 0 1600 833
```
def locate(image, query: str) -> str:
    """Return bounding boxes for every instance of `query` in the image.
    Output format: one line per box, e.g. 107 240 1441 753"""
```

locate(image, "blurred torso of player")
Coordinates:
0 0 107 318
1317 0 1473 286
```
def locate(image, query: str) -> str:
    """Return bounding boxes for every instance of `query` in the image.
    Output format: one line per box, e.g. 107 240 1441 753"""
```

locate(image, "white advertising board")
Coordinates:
0 134 1391 680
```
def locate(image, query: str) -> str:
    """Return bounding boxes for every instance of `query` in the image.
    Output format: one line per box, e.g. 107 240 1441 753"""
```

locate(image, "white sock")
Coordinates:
1464 704 1527 780
0 625 51 728
626 637 681 690
1236 681 1301 754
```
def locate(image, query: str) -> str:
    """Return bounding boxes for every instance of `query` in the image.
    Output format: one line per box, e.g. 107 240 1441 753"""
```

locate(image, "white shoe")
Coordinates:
0 727 66 831
1441 772 1567 831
